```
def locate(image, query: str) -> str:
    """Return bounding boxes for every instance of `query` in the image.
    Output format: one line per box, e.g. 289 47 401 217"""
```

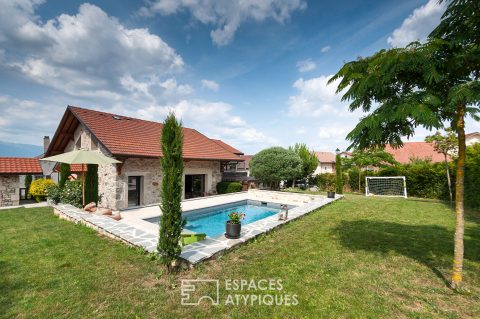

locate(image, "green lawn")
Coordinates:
1 195 479 318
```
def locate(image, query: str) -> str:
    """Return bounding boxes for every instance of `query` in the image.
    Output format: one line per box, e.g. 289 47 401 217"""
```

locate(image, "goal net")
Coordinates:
365 176 407 198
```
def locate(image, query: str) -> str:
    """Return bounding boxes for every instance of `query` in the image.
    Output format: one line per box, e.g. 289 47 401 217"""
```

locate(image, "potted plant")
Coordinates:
225 211 245 239
326 183 336 199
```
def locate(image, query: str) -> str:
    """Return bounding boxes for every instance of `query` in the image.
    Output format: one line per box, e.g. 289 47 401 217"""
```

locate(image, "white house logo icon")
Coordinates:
181 279 220 306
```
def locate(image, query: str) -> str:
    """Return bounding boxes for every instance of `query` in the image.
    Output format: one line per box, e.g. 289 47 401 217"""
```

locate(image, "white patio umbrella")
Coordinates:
41 149 121 206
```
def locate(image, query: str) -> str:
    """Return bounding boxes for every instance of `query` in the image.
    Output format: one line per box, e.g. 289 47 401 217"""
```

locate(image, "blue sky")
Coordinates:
0 0 478 155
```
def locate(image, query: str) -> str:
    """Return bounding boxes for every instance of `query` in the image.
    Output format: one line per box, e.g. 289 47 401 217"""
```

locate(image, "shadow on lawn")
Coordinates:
333 220 479 286
0 260 19 316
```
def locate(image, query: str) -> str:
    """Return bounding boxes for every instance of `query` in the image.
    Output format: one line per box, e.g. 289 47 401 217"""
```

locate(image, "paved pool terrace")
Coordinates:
53 190 341 265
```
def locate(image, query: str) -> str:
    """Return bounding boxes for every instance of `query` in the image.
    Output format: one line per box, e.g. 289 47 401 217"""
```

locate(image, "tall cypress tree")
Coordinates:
335 154 343 194
157 113 185 271
24 175 32 189
59 163 71 188
84 164 99 204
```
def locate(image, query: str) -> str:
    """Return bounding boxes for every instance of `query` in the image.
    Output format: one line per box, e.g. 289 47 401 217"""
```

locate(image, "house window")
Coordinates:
128 176 142 207
185 174 205 199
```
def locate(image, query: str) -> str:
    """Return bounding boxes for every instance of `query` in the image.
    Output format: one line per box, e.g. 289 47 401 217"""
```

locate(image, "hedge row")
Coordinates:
345 144 480 209
216 181 242 194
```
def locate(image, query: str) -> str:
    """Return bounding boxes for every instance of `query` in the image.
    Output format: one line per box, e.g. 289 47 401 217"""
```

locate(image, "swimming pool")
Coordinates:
144 200 289 238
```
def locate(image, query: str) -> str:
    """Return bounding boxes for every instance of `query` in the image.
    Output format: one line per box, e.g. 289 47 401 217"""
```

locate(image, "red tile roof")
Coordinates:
68 106 242 161
315 151 336 163
385 142 448 164
211 139 244 155
0 157 43 175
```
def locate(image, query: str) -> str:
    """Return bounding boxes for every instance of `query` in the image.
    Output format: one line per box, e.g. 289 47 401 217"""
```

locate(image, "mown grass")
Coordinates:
1 195 479 318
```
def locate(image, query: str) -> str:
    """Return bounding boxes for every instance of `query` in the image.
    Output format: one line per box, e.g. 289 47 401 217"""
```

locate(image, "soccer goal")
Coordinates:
365 176 407 198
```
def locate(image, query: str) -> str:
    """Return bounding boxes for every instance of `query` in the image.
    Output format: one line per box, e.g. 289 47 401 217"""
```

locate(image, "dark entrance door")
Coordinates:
128 176 141 207
185 174 205 199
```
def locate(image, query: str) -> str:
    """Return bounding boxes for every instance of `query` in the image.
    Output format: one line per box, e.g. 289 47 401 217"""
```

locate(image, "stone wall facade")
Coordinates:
64 123 224 210
184 160 223 195
0 175 20 207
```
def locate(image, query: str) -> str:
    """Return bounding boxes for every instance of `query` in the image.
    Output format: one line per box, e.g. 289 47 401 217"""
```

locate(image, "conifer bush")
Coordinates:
59 163 71 188
157 113 185 271
84 164 99 204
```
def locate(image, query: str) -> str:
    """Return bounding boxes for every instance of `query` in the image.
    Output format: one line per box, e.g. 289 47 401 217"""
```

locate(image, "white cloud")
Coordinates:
284 74 366 151
201 79 220 91
140 0 307 46
387 0 446 47
0 2 276 153
0 94 65 144
132 100 276 151
320 45 331 53
1 3 184 98
288 75 351 117
296 58 316 72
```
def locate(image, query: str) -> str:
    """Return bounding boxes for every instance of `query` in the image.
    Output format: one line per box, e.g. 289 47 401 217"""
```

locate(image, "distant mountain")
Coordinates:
0 141 44 157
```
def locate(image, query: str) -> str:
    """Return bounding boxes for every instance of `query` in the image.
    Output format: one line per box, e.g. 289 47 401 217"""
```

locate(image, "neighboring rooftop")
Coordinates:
0 157 42 175
46 106 243 161
385 142 447 164
315 151 336 163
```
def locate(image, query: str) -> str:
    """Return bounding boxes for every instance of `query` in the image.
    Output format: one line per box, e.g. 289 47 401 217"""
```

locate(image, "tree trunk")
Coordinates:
444 153 453 207
451 103 466 289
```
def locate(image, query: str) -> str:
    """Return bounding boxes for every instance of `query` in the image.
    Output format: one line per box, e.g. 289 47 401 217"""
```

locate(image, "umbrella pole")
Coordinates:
82 163 85 207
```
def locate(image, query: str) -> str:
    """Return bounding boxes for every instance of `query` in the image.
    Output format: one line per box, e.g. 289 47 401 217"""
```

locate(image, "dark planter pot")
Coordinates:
327 191 336 199
225 221 241 239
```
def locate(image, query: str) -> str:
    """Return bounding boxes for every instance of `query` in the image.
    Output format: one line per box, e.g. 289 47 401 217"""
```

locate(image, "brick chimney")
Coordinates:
43 136 50 153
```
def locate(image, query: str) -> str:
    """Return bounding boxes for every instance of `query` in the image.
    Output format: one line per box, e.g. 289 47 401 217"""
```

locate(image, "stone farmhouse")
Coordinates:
44 106 244 210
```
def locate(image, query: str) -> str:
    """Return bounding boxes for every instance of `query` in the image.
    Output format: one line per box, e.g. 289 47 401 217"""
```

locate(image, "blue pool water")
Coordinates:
185 204 280 238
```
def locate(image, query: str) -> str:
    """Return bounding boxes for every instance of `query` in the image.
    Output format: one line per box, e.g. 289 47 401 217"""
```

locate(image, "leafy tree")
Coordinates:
425 128 457 205
84 164 99 204
250 147 302 189
59 163 71 188
330 0 480 288
157 113 185 272
289 143 318 185
335 153 343 194
345 149 397 192
24 175 32 189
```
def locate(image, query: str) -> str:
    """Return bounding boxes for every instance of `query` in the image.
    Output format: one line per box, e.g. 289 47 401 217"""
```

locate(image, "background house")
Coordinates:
385 142 448 164
466 132 480 146
314 151 336 174
44 106 243 209
0 158 43 207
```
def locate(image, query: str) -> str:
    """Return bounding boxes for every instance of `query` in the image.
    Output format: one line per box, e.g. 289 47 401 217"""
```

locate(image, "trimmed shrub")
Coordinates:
464 144 480 209
46 184 62 204
29 178 56 202
315 173 336 191
250 147 302 189
216 182 242 194
60 180 82 208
